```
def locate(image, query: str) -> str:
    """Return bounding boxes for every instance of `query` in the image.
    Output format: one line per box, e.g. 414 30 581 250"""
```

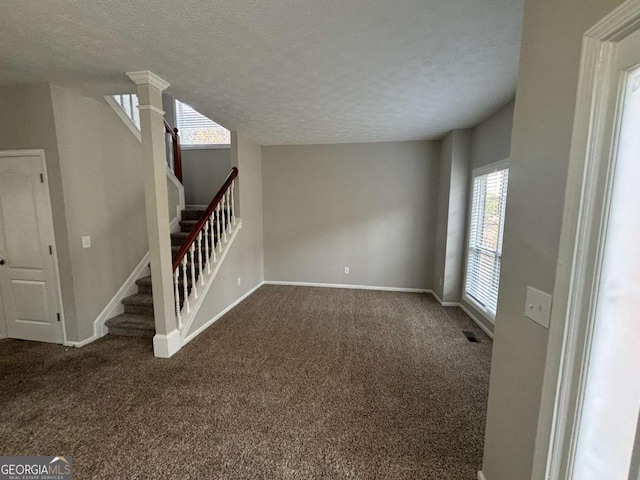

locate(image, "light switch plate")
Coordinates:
525 286 552 329
82 236 91 248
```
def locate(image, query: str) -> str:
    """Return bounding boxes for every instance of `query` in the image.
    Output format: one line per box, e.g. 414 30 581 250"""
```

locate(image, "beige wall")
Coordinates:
470 101 515 170
262 141 440 289
50 85 147 342
181 148 232 205
0 84 78 339
433 130 472 304
481 1 623 479
187 131 264 335
433 134 453 300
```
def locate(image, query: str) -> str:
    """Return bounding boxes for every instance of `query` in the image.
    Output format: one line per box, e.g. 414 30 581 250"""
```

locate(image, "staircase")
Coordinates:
105 207 212 337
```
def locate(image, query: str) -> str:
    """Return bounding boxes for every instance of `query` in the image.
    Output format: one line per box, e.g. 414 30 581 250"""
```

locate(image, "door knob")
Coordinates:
0 259 4 265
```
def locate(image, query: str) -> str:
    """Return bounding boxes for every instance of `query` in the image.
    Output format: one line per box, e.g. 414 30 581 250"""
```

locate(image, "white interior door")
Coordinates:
0 150 64 344
571 27 640 480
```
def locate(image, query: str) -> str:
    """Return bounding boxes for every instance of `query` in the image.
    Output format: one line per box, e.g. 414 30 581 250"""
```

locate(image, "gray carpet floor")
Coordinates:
0 285 492 479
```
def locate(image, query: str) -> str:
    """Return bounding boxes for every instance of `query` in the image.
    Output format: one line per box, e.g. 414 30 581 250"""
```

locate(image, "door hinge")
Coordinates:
49 245 53 255
40 173 44 183
56 313 61 322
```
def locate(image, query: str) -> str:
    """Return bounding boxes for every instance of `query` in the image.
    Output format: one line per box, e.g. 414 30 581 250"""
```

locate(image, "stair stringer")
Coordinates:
178 219 243 342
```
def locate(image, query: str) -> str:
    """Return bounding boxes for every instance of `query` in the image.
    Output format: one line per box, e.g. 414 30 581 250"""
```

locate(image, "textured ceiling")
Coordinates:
0 0 523 145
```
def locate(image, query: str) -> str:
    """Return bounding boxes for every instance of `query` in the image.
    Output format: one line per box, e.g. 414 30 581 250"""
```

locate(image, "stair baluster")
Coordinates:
231 180 236 225
217 203 223 253
210 213 217 263
182 256 190 314
197 231 204 287
204 219 211 274
222 194 228 242
174 270 182 328
189 243 198 299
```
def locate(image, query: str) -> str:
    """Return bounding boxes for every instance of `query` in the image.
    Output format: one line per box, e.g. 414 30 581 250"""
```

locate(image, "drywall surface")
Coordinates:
0 84 78 340
480 1 624 479
181 148 232 205
433 130 471 304
470 101 515 170
262 141 440 289
443 130 471 304
188 131 264 336
433 134 453 300
51 85 147 342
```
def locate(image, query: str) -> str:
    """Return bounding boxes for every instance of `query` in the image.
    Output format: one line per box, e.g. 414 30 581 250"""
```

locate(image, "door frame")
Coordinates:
531 1 640 478
0 149 67 345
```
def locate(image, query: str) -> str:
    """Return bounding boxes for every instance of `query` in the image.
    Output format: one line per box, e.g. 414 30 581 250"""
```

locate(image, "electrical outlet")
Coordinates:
344 267 350 275
82 236 91 248
237 277 242 286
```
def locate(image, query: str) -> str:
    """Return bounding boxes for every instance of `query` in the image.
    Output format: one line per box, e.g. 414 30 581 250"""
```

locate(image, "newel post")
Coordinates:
127 70 181 358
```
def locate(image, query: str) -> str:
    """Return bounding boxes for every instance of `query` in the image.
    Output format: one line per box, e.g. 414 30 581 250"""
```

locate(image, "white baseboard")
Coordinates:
153 329 182 358
458 303 494 339
477 471 487 480
263 280 430 294
66 252 152 348
182 280 265 346
428 292 495 340
430 290 459 307
65 336 100 348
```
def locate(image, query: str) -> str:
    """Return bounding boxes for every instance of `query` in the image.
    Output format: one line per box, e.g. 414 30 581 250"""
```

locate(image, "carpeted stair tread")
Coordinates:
105 313 155 338
106 313 154 331
122 293 154 306
135 276 152 288
181 209 206 221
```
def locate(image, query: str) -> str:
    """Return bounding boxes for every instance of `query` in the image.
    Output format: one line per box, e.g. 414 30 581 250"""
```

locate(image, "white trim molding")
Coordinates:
477 471 488 480
263 280 429 293
182 281 265 346
532 2 640 479
153 329 181 358
430 290 495 340
458 303 495 340
126 70 171 90
104 96 142 142
85 252 151 344
0 150 68 346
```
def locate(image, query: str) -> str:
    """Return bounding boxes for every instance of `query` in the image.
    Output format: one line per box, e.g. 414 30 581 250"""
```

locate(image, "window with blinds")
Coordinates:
464 165 509 319
175 100 231 146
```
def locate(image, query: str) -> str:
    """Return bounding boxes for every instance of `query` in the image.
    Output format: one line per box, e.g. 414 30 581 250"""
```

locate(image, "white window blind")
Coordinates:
175 100 230 146
464 166 509 318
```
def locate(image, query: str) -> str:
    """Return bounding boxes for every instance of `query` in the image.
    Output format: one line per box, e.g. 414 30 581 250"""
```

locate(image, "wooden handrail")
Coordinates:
163 118 183 182
172 167 238 271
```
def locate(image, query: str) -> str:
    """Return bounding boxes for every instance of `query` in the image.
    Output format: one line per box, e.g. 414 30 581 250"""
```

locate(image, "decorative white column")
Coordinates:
127 70 181 358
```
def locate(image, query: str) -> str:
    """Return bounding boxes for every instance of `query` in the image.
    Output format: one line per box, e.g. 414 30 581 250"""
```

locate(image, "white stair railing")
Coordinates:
172 168 238 332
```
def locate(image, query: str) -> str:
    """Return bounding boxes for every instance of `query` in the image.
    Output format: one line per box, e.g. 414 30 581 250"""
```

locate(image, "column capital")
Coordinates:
126 70 170 91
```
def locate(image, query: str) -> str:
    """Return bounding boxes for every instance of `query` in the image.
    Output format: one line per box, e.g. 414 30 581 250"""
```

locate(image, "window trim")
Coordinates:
461 158 510 324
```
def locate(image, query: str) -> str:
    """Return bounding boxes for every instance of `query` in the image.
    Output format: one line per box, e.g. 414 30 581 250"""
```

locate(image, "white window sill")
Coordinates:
462 294 496 325
181 144 231 150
